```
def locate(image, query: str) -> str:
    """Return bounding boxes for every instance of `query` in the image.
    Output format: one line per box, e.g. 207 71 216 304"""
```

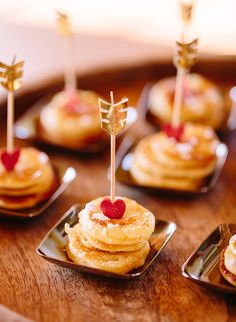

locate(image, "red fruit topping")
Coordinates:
163 123 184 142
1 149 20 171
100 198 126 219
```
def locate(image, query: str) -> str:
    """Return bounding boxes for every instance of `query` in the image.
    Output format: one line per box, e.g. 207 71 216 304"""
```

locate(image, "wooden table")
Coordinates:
0 62 236 322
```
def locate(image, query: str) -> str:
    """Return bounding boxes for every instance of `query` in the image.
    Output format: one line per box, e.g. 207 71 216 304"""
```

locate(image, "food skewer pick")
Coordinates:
99 92 128 203
56 11 76 92
171 38 198 129
0 57 24 170
179 0 195 42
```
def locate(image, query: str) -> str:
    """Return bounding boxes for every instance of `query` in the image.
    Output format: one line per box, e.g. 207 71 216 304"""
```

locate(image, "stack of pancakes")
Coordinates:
0 147 56 209
148 74 229 129
220 235 236 287
65 197 155 274
130 124 220 191
39 90 106 149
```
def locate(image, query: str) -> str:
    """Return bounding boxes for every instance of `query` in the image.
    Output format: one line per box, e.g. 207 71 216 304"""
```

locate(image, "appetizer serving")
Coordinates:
130 123 221 191
0 147 56 210
65 92 156 273
37 203 176 278
131 38 225 191
0 58 58 210
147 0 231 131
65 197 155 274
39 89 106 149
220 234 236 287
38 12 106 150
148 73 229 130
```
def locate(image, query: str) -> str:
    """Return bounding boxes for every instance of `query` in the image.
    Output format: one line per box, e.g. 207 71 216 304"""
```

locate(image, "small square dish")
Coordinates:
14 96 137 153
139 82 236 134
36 204 176 279
0 165 76 218
182 223 236 294
115 136 228 195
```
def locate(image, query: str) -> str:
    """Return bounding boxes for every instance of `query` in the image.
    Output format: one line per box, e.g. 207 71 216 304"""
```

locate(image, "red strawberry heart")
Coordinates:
65 92 79 113
100 198 126 219
64 90 90 114
163 123 184 142
1 149 20 171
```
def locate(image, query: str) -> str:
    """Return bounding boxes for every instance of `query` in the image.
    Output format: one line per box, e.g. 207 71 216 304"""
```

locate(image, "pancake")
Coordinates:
0 147 54 192
0 177 57 209
39 89 106 149
130 123 220 191
66 225 150 274
0 147 56 209
65 197 155 273
70 223 147 253
148 73 228 129
79 197 155 246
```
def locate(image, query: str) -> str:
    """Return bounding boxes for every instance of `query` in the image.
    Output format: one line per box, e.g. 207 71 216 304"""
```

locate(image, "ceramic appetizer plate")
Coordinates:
182 223 236 294
36 204 176 279
0 165 76 219
115 136 228 196
14 96 137 153
139 82 236 134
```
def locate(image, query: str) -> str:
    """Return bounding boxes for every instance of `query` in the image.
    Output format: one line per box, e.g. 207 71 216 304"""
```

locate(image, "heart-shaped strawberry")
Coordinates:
64 90 90 115
65 92 79 114
100 198 126 219
163 123 184 142
1 149 20 171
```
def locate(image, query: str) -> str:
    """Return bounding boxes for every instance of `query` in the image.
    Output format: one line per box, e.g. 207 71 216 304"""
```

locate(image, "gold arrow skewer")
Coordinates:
56 11 76 91
172 38 198 128
99 92 128 202
0 57 24 152
179 0 195 42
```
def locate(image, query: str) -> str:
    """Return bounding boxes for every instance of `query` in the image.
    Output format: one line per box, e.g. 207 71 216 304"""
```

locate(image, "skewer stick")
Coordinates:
7 91 14 153
63 35 76 91
179 0 195 42
176 0 195 125
172 66 185 128
56 12 76 92
172 38 198 128
0 58 24 153
110 91 116 202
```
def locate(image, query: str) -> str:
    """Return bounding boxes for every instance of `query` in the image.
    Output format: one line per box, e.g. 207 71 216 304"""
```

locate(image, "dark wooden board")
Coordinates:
0 61 236 322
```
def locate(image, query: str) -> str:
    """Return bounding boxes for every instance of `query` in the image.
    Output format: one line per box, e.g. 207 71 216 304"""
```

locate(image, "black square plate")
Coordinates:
182 223 236 294
115 136 228 195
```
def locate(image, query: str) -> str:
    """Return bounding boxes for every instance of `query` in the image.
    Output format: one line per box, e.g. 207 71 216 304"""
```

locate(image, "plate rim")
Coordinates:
36 203 177 279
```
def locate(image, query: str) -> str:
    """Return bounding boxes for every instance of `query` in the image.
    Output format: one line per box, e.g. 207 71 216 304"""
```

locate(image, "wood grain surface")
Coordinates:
0 63 236 322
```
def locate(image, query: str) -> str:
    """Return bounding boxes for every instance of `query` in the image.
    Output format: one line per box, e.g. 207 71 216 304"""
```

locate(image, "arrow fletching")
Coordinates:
174 38 198 70
99 97 129 135
0 60 24 91
56 11 72 37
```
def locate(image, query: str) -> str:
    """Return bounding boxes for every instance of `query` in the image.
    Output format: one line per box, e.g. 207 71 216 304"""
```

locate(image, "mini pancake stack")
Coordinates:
220 235 236 287
0 147 56 209
130 123 220 191
39 89 107 149
148 74 229 129
65 197 155 274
